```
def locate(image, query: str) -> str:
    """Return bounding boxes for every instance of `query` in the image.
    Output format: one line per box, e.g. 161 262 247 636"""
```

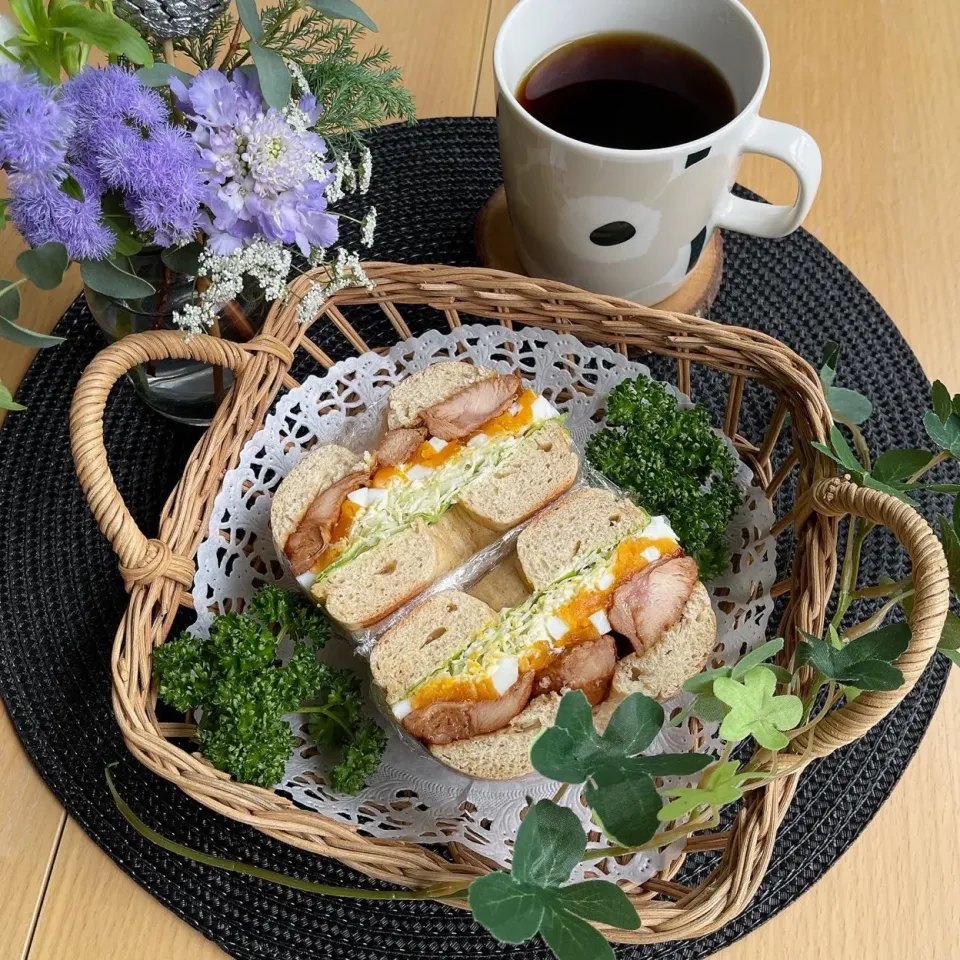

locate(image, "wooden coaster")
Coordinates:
475 185 723 316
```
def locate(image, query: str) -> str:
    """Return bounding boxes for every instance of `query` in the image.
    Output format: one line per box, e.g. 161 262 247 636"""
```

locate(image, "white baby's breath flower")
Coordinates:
358 147 373 194
326 160 346 203
360 206 377 247
296 280 326 324
341 154 356 193
308 246 327 267
286 60 310 96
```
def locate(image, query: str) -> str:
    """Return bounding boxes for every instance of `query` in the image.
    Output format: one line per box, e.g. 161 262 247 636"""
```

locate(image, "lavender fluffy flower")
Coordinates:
0 64 72 178
61 65 166 134
9 163 114 260
172 69 338 256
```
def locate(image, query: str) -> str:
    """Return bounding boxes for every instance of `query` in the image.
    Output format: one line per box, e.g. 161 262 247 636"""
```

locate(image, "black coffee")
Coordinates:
517 32 736 150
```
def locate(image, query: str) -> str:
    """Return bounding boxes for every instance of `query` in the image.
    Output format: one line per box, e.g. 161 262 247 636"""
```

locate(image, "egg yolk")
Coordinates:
479 388 537 437
309 499 361 574
410 674 498 710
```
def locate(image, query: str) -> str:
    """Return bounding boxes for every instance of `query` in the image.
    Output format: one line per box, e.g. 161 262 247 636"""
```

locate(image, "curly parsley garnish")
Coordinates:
586 376 742 581
153 584 385 792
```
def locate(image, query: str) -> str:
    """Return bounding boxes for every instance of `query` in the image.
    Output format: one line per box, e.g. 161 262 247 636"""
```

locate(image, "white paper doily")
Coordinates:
192 324 776 883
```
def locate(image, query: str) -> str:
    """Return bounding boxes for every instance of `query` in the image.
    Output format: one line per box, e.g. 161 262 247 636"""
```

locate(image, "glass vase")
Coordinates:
84 249 269 426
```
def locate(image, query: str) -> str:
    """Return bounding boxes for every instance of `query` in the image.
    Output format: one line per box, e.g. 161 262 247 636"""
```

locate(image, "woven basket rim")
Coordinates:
68 263 950 945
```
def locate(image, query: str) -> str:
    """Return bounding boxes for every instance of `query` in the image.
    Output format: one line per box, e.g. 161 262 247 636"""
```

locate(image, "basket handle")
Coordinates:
70 330 258 591
786 477 950 764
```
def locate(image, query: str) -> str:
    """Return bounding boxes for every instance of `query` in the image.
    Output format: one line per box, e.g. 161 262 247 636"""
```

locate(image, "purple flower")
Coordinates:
175 69 338 256
61 65 166 134
9 164 114 260
0 65 72 178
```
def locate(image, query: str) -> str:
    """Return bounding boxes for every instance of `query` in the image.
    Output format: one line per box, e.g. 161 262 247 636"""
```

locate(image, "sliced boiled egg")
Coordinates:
546 615 569 641
406 464 434 482
296 570 318 590
467 432 490 448
490 656 519 695
641 546 661 563
531 395 559 422
598 571 615 591
427 436 448 452
589 609 612 635
641 515 678 542
392 698 412 720
508 401 522 416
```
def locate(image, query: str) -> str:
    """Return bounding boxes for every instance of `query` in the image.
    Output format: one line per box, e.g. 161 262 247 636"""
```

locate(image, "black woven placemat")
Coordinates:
0 117 952 959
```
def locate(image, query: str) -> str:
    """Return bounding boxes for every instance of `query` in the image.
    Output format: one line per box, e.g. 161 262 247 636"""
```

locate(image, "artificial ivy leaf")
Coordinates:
469 872 545 944
863 475 917 507
551 880 640 930
307 0 378 31
766 664 794 685
829 425 862 472
872 449 934 483
938 516 960 594
249 41 292 109
954 495 960 540
795 627 907 691
161 242 204 277
17 241 68 290
80 257 155 299
938 612 960 652
585 762 662 847
0 379 26 412
923 411 960 456
943 649 960 667
690 694 728 723
633 752 714 777
843 622 910 663
540 904 614 960
819 340 840 388
731 637 785 680
827 386 872 425
136 62 193 87
530 689 603 783
657 761 774 821
955 392 960 417
714 666 803 750
512 800 585 888
600 691 663 755
932 380 952 424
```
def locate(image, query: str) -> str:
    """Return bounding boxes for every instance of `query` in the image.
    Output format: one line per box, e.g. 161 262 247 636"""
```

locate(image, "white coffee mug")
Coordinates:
493 0 822 304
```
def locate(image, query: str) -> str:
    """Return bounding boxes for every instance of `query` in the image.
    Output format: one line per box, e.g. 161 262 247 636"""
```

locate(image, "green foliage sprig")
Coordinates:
153 583 385 791
586 376 743 580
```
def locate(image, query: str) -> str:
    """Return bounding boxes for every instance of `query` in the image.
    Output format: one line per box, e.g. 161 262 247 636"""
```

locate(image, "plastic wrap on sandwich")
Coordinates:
270 362 583 644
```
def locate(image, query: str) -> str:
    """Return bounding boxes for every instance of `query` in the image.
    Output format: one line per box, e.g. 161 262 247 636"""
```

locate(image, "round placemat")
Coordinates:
0 117 953 959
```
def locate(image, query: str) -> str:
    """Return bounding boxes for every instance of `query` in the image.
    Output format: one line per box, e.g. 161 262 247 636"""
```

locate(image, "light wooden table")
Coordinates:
2 1 959 957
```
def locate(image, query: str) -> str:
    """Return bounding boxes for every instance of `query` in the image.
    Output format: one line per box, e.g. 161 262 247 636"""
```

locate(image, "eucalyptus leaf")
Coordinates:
0 281 21 324
17 241 68 290
871 448 934 483
136 62 192 87
0 380 26 412
161 242 204 276
235 0 264 39
80 257 155 299
0 199 8 231
827 386 872 425
307 0 377 30
249 40 291 108
932 380 952 424
0 314 66 348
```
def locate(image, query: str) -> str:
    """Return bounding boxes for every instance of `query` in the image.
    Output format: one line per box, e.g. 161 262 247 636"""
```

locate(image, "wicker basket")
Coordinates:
69 263 950 945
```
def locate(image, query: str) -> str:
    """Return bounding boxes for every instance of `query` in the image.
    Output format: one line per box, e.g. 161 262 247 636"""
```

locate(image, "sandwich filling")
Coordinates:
293 387 562 586
391 514 683 721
